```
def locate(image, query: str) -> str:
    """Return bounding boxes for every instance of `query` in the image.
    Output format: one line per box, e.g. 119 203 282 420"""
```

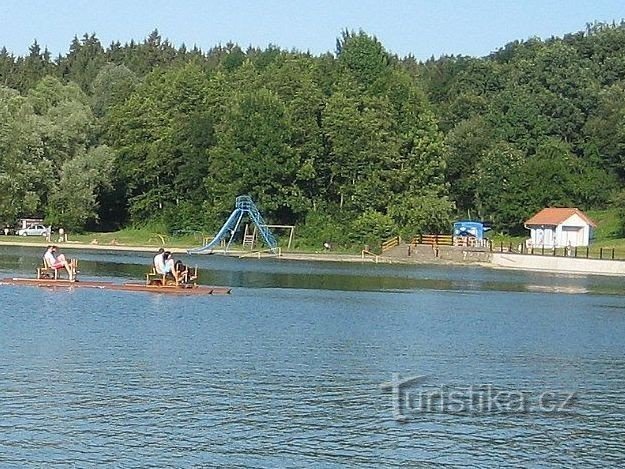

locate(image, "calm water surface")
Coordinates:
1 246 625 467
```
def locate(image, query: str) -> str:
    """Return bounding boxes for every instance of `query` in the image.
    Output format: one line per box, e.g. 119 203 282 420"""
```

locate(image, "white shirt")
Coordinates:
44 250 56 266
154 253 165 274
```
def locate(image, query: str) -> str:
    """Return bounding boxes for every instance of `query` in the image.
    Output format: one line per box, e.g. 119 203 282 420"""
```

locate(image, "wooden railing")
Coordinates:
361 249 380 263
381 236 401 253
412 234 453 246
453 236 491 248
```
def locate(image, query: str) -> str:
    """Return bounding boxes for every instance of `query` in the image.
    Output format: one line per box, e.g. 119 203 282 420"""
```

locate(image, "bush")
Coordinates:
388 192 455 238
295 211 350 249
349 210 396 249
163 201 207 232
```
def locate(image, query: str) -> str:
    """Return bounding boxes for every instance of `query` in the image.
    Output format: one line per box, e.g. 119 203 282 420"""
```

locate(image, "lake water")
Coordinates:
1 246 625 467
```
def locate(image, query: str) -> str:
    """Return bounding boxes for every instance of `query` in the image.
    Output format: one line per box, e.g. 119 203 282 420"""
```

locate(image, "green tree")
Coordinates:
349 210 396 248
323 88 399 212
106 63 212 225
13 40 54 92
336 30 390 92
0 86 52 222
583 82 625 178
206 87 302 224
262 55 326 209
444 116 496 213
46 145 115 230
90 63 139 118
473 142 524 227
500 139 616 232
388 191 455 237
0 47 17 88
57 34 106 92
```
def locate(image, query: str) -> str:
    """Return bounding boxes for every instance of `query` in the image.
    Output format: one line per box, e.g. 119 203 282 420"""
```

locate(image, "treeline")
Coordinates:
1 23 625 247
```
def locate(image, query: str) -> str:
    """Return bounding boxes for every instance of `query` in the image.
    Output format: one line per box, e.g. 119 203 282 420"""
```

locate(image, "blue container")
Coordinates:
453 221 488 240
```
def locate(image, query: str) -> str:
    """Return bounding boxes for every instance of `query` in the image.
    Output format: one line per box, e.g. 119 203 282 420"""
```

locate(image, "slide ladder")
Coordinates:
188 196 278 254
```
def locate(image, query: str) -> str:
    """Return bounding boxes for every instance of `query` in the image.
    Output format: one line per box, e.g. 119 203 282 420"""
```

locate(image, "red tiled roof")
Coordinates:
525 208 596 227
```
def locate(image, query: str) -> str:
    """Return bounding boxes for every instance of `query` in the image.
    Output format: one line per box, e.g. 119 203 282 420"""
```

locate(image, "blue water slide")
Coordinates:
187 208 243 254
188 196 278 254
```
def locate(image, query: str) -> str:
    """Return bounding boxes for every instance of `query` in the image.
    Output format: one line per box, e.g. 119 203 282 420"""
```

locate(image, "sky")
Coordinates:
0 0 624 60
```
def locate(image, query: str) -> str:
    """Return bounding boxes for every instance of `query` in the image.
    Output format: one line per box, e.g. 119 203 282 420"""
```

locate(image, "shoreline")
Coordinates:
0 239 479 266
2 239 625 276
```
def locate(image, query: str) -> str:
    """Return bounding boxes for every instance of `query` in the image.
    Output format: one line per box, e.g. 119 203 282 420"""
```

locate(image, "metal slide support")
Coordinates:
235 196 278 253
246 200 277 251
189 196 278 254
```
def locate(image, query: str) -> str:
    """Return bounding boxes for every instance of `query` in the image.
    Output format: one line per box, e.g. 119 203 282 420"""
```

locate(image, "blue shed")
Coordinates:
453 221 488 240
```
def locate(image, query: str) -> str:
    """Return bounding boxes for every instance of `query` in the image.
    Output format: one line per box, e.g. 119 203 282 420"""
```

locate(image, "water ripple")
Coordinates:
1 251 625 465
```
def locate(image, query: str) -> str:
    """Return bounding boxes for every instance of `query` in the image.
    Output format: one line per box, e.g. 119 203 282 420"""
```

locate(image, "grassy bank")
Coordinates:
5 208 625 258
2 227 205 249
1 227 361 254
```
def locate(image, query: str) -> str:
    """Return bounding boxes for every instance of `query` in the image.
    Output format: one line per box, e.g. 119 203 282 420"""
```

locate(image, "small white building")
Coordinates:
525 208 595 248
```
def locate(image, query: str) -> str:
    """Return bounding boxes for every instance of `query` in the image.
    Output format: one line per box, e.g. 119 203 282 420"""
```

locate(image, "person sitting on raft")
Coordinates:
43 245 75 281
153 248 165 272
174 259 190 284
153 248 167 275
154 250 180 283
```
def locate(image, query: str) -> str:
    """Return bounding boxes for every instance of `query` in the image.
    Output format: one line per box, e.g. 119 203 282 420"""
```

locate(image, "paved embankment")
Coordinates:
4 239 624 276
0 241 389 262
492 252 625 276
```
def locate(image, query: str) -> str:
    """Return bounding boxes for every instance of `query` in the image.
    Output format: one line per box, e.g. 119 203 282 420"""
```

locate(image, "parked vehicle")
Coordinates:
17 224 49 236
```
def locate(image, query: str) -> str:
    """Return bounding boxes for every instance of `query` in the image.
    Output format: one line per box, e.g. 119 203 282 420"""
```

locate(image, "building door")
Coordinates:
562 226 582 247
544 228 554 247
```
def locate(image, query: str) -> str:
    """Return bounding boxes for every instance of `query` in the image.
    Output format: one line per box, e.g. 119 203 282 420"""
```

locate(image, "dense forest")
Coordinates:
2 23 625 247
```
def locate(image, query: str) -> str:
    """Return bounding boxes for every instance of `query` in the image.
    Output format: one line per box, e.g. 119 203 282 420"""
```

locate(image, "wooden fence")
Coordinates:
412 234 453 246
380 234 624 262
381 236 401 252
502 242 621 260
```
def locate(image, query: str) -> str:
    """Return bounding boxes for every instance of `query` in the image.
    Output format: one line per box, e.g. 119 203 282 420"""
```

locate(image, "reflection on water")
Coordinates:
525 284 590 294
1 246 624 295
0 246 624 466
